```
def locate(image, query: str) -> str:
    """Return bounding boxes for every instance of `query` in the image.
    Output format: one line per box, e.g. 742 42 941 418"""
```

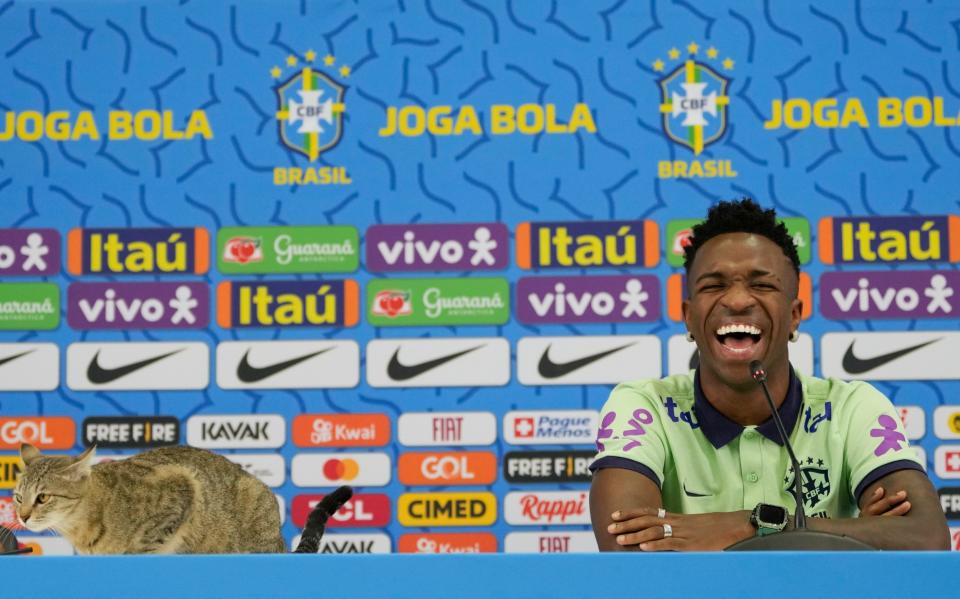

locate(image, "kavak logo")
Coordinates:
293 414 390 448
819 215 960 264
291 452 391 487
271 50 352 186
67 282 209 329
665 218 811 267
503 411 598 446
217 226 359 273
292 493 391 528
0 417 74 449
0 456 23 489
667 333 813 375
935 446 960 480
935 406 960 440
216 340 360 389
516 220 658 269
67 342 208 390
397 412 497 447
666 272 813 322
503 451 595 483
504 491 590 525
399 533 497 554
0 343 59 391
82 417 179 449
0 228 60 275
0 283 59 330
216 280 359 328
225 454 286 488
398 452 497 486
67 227 210 275
365 223 509 272
504 531 598 553
899 406 926 441
366 338 510 388
186 414 285 449
517 275 660 324
821 332 958 380
820 271 959 319
939 487 960 518
293 533 392 554
517 335 660 385
366 278 509 326
398 492 497 527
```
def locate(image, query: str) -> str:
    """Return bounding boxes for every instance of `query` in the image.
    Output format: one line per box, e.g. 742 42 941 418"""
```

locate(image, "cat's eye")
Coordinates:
13 493 21 504
35 493 49 505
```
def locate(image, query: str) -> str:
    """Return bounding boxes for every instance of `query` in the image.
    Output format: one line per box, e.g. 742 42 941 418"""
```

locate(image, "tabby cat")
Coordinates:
12 443 351 554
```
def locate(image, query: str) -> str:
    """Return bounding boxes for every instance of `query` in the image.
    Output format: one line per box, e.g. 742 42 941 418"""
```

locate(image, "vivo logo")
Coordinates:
0 229 60 275
820 272 959 319
365 223 508 272
516 275 660 324
67 282 208 329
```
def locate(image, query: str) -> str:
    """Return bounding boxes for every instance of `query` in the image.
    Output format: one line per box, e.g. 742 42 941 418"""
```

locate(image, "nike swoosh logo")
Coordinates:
387 345 484 381
841 338 941 374
87 349 184 384
236 348 333 383
0 350 35 369
537 343 636 379
683 482 710 498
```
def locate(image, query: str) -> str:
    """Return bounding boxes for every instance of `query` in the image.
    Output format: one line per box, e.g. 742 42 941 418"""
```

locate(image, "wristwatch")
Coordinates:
750 503 788 536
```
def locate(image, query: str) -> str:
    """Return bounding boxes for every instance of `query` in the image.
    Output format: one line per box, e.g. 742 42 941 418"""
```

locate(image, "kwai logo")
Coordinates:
67 282 208 329
0 283 59 330
0 229 59 275
216 280 359 328
665 218 811 267
517 275 660 324
820 271 958 319
186 414 285 449
67 227 210 275
292 413 390 447
271 50 352 186
652 42 737 179
819 215 960 264
367 278 509 326
82 417 179 449
217 226 358 273
365 223 509 272
504 491 590 525
399 533 497 554
516 220 658 269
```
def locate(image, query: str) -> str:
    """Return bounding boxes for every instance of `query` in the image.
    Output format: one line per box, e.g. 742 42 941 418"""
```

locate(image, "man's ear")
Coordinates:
682 297 693 341
20 443 41 467
791 297 803 333
66 445 97 478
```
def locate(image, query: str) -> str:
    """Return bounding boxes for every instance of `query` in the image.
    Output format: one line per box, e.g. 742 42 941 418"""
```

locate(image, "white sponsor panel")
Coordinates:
277 494 285 525
667 333 814 376
952 527 960 551
504 531 598 553
67 342 208 390
821 331 960 380
935 445 960 479
0 343 59 391
503 410 598 446
517 335 660 386
216 340 359 389
291 452 392 487
366 338 510 388
17 536 75 555
934 406 960 440
225 453 286 488
898 406 926 441
398 412 497 447
290 533 391 554
186 414 285 449
504 491 591 525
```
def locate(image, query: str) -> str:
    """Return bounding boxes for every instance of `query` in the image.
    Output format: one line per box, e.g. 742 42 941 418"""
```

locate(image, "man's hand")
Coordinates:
607 507 754 551
860 486 910 517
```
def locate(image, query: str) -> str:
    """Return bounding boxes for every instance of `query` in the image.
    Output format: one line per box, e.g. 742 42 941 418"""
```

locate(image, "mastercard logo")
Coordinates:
323 458 360 481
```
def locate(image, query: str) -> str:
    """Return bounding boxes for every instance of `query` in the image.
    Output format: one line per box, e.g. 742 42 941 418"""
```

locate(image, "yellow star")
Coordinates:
668 47 680 60
270 66 282 79
339 65 351 78
687 42 699 55
707 47 719 59
324 54 336 66
305 49 316 62
722 57 735 70
653 59 665 72
286 55 297 67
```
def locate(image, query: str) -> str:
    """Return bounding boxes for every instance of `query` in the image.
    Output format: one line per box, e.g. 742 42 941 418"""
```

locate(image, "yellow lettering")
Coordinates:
490 104 514 134
569 103 596 133
877 98 901 127
109 111 133 139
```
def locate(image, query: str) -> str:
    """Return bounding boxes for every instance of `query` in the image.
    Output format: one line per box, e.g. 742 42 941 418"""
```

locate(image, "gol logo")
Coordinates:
398 492 497 526
291 493 391 528
0 417 75 449
292 413 390 448
398 452 497 486
398 532 497 553
0 456 23 489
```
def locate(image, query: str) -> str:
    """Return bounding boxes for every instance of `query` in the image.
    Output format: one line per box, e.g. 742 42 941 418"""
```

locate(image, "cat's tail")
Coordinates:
293 485 353 554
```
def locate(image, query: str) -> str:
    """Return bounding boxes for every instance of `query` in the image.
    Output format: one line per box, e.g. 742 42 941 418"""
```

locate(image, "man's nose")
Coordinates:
721 282 756 310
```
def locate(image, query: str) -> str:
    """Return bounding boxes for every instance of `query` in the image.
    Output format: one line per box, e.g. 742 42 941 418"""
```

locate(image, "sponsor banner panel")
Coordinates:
67 342 209 390
186 414 286 449
216 280 360 328
821 331 960 380
0 343 59 391
225 454 286 488
516 275 660 324
898 406 926 441
934 406 960 440
504 531 598 553
504 490 590 525
940 487 960 519
217 226 359 273
0 416 74 449
503 411 598 446
67 227 210 275
935 445 960 480
398 451 498 485
67 282 209 329
952 528 960 552
0 456 23 489
216 340 360 389
820 271 960 319
818 215 960 265
398 412 497 447
291 532 392 554
0 228 60 275
365 222 510 272
366 338 510 388
367 277 509 326
291 452 392 487
291 493 391 528
517 335 661 386
503 450 595 483
0 497 17 528
397 492 497 527
667 333 814 376
398 532 497 553
665 217 811 267
16 537 76 556
82 416 179 448
0 283 59 330
292 413 390 447
515 220 658 269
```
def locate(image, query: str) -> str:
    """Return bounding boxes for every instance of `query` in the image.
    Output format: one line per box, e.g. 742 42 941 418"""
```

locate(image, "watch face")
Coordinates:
758 504 787 525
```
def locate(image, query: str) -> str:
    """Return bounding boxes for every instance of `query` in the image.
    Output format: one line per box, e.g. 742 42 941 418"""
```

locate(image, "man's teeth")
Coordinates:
716 324 762 336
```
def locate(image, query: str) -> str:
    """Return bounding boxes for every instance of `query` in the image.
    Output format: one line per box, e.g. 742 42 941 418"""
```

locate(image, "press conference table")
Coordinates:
9 552 957 597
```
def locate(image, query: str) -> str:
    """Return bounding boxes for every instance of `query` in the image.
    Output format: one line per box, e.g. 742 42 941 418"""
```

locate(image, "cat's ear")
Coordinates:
20 443 41 467
66 445 97 478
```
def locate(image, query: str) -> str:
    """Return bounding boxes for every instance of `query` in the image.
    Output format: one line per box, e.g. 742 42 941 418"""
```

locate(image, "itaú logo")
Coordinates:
323 457 360 481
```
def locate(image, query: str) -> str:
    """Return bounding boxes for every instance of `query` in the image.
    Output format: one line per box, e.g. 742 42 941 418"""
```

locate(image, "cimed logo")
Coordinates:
653 43 733 155
272 51 349 161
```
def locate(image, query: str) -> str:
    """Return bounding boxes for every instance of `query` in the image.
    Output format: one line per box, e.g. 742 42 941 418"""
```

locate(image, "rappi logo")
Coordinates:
371 290 412 318
0 229 60 275
292 494 390 528
516 220 658 269
516 275 660 324
222 237 263 264
67 228 209 275
216 280 359 328
292 414 389 448
365 223 509 272
398 533 497 554
0 417 75 449
819 215 960 265
398 452 497 486
509 491 589 525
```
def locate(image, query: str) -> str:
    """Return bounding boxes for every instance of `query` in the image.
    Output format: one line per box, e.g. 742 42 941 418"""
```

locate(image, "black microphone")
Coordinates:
748 360 806 529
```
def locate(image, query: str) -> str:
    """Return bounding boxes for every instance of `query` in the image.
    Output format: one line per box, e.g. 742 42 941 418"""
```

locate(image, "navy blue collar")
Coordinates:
693 366 803 449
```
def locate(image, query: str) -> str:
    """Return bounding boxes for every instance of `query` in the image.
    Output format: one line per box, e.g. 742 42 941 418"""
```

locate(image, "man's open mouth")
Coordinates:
714 323 763 356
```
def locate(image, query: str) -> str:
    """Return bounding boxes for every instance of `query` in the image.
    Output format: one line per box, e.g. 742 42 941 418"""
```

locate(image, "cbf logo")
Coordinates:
784 457 831 511
653 43 737 179
271 51 352 186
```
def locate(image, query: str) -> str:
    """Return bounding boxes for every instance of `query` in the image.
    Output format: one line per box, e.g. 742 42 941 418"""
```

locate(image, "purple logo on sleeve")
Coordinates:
67 282 209 329
820 271 959 319
365 223 509 272
871 414 906 456
622 408 653 451
596 411 616 452
517 275 661 324
0 229 60 275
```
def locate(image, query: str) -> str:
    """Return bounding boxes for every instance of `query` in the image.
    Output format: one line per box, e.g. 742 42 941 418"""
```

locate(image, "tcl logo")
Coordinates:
504 491 590 525
291 494 391 528
0 417 75 449
398 452 497 486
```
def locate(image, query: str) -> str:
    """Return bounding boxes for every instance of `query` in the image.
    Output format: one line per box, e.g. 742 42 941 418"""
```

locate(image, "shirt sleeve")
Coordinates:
839 381 925 503
589 382 668 488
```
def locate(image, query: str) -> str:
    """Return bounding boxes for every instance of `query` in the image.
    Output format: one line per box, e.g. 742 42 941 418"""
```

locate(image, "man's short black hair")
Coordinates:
682 198 800 276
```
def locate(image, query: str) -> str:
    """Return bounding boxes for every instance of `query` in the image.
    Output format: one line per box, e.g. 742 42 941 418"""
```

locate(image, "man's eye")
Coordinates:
35 493 50 505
